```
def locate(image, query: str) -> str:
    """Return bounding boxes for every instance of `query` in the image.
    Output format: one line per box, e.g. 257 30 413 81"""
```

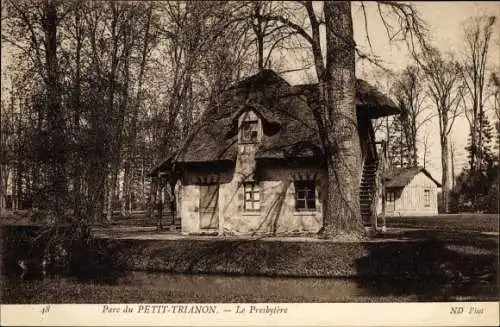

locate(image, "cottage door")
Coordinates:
199 184 219 229
386 191 395 215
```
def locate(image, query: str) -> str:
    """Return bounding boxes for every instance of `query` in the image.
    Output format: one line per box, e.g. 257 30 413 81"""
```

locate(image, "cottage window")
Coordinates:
295 181 316 211
240 121 259 143
244 182 260 211
424 189 431 207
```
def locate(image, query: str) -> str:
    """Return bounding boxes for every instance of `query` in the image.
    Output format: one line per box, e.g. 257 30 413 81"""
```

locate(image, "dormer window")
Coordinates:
240 120 259 143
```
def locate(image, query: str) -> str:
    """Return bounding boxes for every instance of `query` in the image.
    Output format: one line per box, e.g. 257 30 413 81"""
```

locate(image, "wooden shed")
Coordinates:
377 167 441 216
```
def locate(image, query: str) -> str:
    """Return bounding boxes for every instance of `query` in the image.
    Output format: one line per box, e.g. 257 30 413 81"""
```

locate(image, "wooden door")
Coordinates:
199 184 219 229
386 191 395 215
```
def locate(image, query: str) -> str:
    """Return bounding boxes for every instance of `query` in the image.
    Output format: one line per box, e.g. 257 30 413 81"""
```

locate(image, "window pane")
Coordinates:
243 182 260 211
295 181 316 211
296 199 306 209
241 121 258 142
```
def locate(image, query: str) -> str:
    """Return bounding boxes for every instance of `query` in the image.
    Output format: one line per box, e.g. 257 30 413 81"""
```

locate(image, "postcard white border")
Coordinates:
1 302 499 326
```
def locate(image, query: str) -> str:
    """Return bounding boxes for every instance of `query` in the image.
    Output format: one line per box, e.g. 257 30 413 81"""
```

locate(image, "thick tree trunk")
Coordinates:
441 136 450 213
321 2 363 237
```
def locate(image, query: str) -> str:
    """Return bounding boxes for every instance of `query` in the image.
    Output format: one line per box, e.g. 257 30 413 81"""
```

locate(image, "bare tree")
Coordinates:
421 48 464 213
392 65 434 166
3 0 68 217
422 131 432 169
460 15 497 175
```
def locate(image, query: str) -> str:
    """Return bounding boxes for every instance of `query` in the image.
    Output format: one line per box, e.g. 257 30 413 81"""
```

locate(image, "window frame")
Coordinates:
294 180 316 212
424 189 431 207
243 182 260 211
240 120 259 144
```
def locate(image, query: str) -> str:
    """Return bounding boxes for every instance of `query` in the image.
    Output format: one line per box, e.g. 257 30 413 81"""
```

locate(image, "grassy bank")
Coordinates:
385 214 499 232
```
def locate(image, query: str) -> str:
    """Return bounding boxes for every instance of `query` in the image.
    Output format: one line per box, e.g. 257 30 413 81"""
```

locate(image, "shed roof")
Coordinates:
385 166 441 188
157 69 399 171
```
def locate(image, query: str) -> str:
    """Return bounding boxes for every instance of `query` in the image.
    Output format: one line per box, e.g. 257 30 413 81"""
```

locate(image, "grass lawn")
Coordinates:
385 214 499 233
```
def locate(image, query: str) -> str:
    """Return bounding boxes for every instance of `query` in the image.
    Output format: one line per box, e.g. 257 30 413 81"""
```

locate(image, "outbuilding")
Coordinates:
379 167 441 216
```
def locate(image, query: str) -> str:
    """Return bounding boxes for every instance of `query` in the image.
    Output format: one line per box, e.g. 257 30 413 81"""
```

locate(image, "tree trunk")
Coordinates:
0 167 8 213
123 4 153 216
43 0 66 217
451 142 455 190
122 162 131 216
15 159 22 210
441 136 450 213
321 2 363 237
72 5 83 219
252 2 264 71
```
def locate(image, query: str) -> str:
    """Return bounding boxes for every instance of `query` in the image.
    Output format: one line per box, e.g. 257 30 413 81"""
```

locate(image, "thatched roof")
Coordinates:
294 79 400 119
385 166 441 188
159 69 399 169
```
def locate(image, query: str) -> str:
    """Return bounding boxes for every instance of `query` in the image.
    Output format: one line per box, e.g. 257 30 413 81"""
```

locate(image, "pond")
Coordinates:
2 270 497 304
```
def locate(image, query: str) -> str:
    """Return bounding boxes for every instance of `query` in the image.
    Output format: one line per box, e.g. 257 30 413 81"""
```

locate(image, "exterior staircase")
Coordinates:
360 160 379 226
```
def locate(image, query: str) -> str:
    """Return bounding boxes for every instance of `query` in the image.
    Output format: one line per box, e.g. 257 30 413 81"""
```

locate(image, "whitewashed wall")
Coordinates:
179 166 325 236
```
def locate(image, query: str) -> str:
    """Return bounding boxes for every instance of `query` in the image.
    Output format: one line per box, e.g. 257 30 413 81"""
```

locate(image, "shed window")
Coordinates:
240 121 259 143
424 189 431 207
295 181 316 211
244 182 260 211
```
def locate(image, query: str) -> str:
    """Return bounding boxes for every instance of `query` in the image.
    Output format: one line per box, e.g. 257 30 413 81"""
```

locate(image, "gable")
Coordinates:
385 167 441 188
407 172 440 188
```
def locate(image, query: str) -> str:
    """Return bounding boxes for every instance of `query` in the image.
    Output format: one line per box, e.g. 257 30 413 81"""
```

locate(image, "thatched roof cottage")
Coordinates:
152 69 400 235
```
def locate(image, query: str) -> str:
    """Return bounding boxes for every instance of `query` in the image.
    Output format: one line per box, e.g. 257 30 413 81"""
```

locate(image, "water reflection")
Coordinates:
2 270 370 303
117 271 367 301
2 270 497 303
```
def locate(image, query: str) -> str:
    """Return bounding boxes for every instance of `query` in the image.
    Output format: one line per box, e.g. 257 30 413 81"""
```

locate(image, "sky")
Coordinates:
281 1 500 184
